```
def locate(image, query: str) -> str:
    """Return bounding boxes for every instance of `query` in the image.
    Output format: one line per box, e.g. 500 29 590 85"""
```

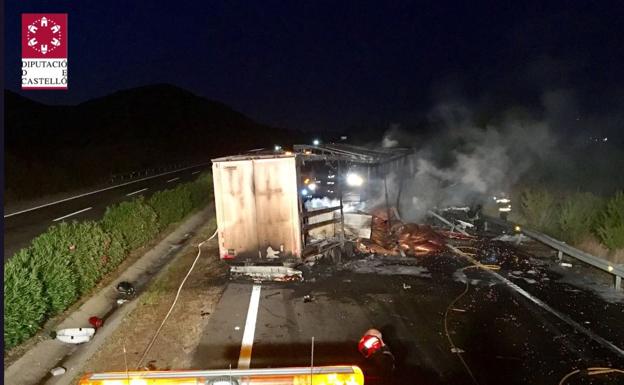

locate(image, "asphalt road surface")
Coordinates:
3 164 210 260
194 249 624 384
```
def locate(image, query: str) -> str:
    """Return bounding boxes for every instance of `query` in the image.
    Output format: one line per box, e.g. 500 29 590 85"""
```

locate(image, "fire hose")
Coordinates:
136 228 218 369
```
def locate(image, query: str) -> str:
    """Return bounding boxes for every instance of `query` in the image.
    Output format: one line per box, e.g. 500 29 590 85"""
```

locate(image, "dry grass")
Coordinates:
576 236 624 265
79 223 228 376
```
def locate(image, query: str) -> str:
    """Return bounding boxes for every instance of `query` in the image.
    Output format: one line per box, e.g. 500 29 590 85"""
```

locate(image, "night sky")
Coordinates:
5 1 624 132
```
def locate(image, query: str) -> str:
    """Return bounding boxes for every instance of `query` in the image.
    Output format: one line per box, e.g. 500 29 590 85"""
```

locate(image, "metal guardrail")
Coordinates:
109 162 199 183
484 215 623 290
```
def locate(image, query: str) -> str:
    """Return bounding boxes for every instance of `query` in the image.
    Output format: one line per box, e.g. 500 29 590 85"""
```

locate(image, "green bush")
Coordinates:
62 221 117 293
100 197 159 250
4 249 47 349
148 185 193 229
148 172 213 228
4 173 214 351
518 188 560 235
189 172 213 208
596 191 624 250
29 226 79 314
102 230 127 273
558 192 605 244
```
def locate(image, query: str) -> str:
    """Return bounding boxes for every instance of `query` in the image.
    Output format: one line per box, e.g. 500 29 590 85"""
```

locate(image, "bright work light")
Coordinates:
346 173 364 187
79 366 364 385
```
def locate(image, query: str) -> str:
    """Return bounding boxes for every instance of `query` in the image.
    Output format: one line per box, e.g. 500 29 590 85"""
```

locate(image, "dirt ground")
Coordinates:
79 222 229 377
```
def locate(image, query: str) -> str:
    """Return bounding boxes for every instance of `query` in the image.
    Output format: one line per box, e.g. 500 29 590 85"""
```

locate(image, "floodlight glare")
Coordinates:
346 173 364 187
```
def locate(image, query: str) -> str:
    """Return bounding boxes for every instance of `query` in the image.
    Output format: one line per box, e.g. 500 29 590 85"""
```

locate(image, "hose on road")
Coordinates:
136 228 218 369
558 367 624 384
443 247 500 385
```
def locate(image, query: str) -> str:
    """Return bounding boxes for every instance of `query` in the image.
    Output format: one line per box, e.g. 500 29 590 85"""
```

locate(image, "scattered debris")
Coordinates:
494 234 529 243
451 308 466 313
303 294 314 303
560 262 573 268
55 327 96 344
451 347 465 354
234 326 240 331
200 311 211 317
264 292 281 299
343 257 431 277
230 265 303 282
50 367 66 376
441 206 470 212
145 360 158 371
116 298 128 305
116 281 136 296
402 283 411 290
359 210 447 257
88 316 104 329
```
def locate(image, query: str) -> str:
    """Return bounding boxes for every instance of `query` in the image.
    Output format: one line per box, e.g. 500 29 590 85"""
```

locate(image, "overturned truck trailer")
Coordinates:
212 144 409 266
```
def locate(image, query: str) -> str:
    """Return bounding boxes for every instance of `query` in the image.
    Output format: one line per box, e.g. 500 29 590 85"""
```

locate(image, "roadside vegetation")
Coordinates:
3 173 213 350
514 188 624 255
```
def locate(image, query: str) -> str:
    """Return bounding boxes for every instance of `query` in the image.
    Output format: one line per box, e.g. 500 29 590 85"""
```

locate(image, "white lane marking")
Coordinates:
192 171 201 175
52 207 93 222
4 163 210 218
238 285 262 369
126 188 149 197
166 177 180 183
449 245 624 358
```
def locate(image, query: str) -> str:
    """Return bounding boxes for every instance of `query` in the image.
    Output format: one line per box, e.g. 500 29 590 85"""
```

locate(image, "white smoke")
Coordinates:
374 96 559 222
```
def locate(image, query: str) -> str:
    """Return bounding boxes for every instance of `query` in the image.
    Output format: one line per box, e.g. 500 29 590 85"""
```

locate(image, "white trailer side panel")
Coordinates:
253 157 302 259
212 156 302 261
213 160 258 259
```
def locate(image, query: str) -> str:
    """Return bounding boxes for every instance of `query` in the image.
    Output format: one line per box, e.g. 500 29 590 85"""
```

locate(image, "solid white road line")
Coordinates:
166 177 180 183
4 163 210 218
238 285 262 369
126 188 149 197
192 171 201 175
52 207 93 222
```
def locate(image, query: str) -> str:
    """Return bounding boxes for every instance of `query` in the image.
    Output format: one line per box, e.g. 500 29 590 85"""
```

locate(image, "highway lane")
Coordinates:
194 255 624 385
3 164 211 260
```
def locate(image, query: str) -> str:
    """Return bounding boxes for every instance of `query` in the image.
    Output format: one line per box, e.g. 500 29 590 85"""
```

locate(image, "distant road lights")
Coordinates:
274 145 282 152
313 139 321 146
308 182 317 192
301 188 309 196
346 172 364 187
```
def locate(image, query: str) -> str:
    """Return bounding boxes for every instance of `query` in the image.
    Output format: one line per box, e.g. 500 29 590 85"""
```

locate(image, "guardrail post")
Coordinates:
616 275 622 291
557 250 563 261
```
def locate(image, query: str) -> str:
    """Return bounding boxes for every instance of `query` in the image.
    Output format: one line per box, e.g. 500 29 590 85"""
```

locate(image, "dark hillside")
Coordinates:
5 85 302 202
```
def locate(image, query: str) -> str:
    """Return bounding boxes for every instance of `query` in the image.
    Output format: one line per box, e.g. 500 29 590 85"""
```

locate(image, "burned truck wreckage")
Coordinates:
211 143 527 281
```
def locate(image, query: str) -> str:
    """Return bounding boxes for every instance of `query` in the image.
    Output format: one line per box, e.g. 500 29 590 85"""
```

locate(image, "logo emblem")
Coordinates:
22 14 68 90
25 16 64 55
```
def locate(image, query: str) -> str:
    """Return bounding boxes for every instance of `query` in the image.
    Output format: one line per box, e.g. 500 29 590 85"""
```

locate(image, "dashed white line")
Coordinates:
238 284 262 369
166 177 180 183
52 207 93 222
126 188 149 197
4 163 210 218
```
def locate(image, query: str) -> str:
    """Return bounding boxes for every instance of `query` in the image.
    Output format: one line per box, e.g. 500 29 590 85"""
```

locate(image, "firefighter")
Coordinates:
359 329 396 383
495 194 512 221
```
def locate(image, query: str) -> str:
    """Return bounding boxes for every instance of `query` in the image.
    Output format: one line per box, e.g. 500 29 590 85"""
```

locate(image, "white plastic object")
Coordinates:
56 327 96 344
